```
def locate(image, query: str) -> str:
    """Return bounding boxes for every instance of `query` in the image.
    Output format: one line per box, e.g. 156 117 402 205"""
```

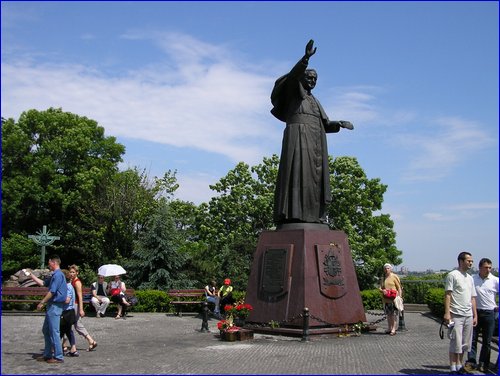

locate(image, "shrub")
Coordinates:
232 290 246 303
132 290 170 312
361 289 383 310
400 277 445 303
425 287 445 318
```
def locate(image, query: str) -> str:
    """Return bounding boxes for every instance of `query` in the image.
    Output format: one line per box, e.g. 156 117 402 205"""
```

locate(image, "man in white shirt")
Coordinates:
444 251 478 374
465 258 499 373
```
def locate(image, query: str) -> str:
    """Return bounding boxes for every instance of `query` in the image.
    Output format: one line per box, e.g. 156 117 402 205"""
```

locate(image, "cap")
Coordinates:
224 278 231 285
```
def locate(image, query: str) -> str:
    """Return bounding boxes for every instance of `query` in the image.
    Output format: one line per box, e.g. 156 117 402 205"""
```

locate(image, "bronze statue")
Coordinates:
271 40 354 225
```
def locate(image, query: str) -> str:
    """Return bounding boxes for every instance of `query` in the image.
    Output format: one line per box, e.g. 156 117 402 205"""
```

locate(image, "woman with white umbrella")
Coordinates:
107 275 130 319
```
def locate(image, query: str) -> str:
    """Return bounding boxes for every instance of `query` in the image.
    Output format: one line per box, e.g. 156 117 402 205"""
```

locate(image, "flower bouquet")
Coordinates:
234 303 253 319
224 302 253 319
223 302 253 328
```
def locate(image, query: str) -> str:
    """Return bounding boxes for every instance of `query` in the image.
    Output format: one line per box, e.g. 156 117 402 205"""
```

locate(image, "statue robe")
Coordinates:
271 58 340 224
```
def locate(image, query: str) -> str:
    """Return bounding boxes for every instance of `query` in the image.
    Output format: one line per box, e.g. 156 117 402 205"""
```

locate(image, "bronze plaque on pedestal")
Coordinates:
316 244 346 299
261 248 287 295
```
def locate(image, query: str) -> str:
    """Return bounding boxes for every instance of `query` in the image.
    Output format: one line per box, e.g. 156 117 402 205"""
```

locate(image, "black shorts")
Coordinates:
384 302 398 315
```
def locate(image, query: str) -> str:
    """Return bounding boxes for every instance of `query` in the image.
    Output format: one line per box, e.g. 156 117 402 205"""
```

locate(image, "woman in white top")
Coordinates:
107 275 130 319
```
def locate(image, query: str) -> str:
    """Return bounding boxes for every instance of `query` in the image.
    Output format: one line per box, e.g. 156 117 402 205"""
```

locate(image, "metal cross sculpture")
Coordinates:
28 225 60 269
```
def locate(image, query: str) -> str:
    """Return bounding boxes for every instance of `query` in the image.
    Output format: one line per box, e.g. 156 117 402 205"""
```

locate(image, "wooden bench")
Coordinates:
1 286 135 310
167 289 208 316
81 288 136 306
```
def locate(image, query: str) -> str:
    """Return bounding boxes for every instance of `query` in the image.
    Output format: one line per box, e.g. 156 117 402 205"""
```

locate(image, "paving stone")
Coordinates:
1 312 497 374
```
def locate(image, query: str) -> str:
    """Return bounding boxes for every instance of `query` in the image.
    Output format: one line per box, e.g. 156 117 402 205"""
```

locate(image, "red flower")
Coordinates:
217 319 231 330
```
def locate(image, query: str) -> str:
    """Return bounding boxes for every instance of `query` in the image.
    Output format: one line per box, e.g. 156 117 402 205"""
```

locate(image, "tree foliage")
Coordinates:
2 108 125 273
328 156 402 289
194 157 277 289
126 200 190 290
195 155 402 290
1 234 39 277
2 108 402 292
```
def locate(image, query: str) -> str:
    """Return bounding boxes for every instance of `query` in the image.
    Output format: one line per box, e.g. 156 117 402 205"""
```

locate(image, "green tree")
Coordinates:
126 200 191 290
2 108 125 266
196 155 401 291
328 156 402 289
83 168 163 265
1 234 38 278
195 158 277 289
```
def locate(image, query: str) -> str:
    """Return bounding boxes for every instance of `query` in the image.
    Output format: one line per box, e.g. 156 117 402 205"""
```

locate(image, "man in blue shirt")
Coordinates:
30 255 67 364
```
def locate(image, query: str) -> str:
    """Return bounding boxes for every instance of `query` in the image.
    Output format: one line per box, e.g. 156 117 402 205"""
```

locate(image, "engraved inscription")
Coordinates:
261 248 287 295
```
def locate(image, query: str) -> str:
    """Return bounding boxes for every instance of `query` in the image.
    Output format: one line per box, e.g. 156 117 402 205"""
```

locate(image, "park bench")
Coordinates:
1 286 135 311
167 289 208 316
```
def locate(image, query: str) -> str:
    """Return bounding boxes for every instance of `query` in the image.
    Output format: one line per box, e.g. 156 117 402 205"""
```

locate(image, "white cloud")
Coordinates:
325 86 382 124
423 212 448 221
1 32 280 166
449 202 498 211
80 33 96 41
423 201 498 222
175 172 219 205
399 116 495 181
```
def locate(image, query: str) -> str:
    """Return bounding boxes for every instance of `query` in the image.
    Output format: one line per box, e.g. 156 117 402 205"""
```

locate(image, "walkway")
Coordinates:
1 311 497 374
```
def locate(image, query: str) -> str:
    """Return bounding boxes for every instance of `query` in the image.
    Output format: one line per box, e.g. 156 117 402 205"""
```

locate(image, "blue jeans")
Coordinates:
206 296 220 314
467 309 496 367
42 303 64 360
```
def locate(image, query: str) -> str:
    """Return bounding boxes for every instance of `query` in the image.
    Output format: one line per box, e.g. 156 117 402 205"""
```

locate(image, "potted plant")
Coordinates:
217 316 240 341
218 302 254 340
224 302 253 326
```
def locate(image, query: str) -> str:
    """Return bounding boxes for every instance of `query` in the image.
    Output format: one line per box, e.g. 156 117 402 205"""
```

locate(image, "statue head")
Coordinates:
301 69 317 92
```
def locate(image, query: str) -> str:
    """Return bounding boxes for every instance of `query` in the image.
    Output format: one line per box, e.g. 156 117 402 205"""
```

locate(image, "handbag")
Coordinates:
110 287 122 296
383 289 397 300
61 308 76 325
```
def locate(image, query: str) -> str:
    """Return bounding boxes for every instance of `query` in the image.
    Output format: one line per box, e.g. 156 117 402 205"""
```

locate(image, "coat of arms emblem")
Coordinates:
316 244 346 299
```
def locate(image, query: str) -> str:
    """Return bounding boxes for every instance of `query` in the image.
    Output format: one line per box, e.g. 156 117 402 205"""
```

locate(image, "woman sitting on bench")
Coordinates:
107 275 130 319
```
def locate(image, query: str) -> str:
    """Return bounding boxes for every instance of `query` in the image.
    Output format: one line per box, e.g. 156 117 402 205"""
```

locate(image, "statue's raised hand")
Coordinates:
305 39 317 58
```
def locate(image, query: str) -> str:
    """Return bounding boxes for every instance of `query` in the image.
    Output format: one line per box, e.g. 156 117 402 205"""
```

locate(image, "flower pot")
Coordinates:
220 331 237 342
237 329 254 341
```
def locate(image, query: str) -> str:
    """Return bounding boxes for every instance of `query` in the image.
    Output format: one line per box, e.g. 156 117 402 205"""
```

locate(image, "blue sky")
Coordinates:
2 1 498 272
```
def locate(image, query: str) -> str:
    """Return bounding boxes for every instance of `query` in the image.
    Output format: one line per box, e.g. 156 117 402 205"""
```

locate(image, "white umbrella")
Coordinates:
98 264 126 277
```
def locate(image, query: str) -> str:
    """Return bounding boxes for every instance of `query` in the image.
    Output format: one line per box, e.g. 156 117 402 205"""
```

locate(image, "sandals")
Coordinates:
389 331 396 336
115 314 122 319
66 351 80 357
87 341 98 352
